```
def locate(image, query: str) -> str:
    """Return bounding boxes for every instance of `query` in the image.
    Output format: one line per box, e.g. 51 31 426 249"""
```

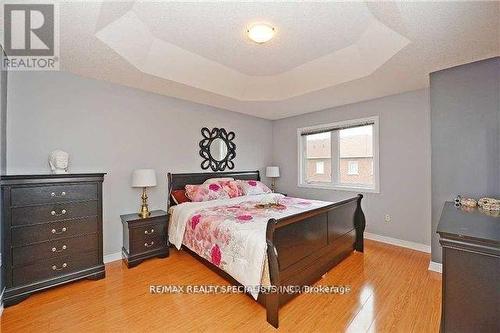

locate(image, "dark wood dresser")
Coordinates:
121 210 168 268
1 173 106 306
437 202 500 333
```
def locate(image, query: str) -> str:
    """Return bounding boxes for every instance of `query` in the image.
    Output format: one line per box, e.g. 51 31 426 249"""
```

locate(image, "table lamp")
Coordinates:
132 169 157 218
266 166 280 192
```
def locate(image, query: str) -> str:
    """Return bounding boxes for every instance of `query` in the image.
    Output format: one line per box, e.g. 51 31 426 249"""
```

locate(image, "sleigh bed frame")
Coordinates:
167 170 365 328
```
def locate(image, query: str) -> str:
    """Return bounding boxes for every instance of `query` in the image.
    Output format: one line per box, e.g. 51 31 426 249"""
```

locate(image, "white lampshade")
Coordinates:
131 169 157 188
266 166 280 178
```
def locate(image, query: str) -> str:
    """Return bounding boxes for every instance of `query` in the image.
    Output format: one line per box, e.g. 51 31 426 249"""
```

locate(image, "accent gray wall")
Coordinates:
430 57 500 263
272 89 432 246
6 71 273 256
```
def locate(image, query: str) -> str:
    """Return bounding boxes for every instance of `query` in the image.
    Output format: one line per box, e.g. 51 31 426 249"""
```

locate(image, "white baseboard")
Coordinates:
103 252 122 264
428 261 443 273
364 232 431 253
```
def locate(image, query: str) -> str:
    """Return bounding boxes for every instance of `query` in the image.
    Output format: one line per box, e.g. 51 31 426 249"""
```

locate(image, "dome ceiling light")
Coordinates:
247 23 275 44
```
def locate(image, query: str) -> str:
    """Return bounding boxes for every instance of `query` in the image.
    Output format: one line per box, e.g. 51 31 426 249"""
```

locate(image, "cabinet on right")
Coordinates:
437 202 499 333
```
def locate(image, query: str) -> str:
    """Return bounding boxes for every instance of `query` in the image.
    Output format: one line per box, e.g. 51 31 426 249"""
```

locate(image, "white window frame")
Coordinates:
297 116 380 193
347 161 359 175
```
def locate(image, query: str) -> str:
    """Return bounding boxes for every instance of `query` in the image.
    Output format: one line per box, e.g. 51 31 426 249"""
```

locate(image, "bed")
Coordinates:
167 170 365 328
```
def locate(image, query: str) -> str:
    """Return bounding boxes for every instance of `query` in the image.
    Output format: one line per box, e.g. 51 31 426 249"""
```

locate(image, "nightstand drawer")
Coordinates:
12 234 98 267
12 216 98 246
130 222 166 240
11 200 98 226
12 251 99 287
130 235 165 254
11 183 97 207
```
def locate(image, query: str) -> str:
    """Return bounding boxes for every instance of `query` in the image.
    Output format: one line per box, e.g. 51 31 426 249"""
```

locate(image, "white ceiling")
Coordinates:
23 1 500 119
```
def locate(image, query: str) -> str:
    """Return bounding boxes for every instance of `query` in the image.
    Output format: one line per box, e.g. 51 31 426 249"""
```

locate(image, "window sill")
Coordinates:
298 183 379 194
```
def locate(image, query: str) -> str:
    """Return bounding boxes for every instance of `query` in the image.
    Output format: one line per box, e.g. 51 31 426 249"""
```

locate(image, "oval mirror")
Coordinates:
210 138 228 161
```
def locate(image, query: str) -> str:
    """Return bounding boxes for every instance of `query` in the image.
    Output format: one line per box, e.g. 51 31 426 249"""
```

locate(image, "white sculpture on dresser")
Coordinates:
48 150 69 174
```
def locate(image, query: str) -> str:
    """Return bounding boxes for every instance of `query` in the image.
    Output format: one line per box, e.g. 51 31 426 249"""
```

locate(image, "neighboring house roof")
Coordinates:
306 134 372 159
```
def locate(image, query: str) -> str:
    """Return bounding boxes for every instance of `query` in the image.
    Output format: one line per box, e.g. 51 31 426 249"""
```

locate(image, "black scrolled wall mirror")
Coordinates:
199 127 236 171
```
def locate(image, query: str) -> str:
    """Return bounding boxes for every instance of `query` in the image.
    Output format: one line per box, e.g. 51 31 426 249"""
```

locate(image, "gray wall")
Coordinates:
430 57 500 263
6 71 273 256
272 89 432 246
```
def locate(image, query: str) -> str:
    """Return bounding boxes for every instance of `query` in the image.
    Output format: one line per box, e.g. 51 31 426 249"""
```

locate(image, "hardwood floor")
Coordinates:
0 240 441 332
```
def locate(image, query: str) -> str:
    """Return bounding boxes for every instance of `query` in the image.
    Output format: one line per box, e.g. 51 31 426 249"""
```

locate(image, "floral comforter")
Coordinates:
168 193 332 299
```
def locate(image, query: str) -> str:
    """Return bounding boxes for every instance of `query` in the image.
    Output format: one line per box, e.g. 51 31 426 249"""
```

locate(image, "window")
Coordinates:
298 116 379 192
316 161 325 174
347 161 359 175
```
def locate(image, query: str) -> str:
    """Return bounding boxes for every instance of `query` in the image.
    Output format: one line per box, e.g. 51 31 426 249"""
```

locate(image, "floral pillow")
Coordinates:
218 180 243 198
185 183 230 202
238 180 272 195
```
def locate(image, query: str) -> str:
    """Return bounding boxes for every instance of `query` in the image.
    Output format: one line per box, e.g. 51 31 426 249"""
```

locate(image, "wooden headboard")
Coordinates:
167 170 260 208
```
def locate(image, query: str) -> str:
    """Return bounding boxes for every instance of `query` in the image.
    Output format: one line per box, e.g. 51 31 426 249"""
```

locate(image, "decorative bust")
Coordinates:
49 150 69 174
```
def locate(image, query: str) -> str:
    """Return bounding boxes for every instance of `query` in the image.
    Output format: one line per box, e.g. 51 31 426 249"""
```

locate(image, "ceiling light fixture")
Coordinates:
247 23 275 44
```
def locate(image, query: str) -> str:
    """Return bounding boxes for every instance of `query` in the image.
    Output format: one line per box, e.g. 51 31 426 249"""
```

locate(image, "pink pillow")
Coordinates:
185 183 230 202
238 180 272 195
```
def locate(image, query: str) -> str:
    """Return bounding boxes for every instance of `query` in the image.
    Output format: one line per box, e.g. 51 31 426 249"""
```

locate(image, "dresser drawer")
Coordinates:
12 216 98 247
11 200 98 226
130 234 166 255
12 234 98 267
12 251 99 286
11 183 97 207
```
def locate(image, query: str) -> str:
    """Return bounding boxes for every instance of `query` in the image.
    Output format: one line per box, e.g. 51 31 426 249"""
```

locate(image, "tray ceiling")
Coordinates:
12 1 498 119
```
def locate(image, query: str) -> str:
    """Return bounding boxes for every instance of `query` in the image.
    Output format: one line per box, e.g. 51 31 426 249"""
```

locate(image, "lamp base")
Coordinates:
138 207 151 219
138 187 151 218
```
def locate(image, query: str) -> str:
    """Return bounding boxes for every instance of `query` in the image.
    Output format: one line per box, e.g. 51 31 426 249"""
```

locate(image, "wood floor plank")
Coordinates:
0 240 441 332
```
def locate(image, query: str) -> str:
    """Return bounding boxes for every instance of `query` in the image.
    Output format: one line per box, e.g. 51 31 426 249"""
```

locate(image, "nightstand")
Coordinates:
121 210 169 268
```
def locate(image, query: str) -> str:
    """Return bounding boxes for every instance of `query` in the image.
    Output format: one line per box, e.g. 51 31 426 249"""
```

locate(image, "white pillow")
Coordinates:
203 177 234 184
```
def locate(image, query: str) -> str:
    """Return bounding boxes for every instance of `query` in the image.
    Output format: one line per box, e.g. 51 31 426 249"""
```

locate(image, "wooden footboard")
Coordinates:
264 194 365 328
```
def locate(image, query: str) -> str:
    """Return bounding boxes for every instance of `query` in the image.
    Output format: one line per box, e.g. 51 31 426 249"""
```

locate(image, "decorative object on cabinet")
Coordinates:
1 173 106 306
131 169 157 218
199 127 236 171
478 197 500 211
121 210 168 268
454 195 499 214
437 202 499 332
265 166 280 192
460 197 477 208
48 150 69 174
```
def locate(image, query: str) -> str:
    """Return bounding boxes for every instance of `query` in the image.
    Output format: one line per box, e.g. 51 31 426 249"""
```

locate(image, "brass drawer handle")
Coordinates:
51 245 67 253
144 241 155 248
51 227 67 234
52 263 67 271
51 191 66 198
144 228 155 235
51 209 67 216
